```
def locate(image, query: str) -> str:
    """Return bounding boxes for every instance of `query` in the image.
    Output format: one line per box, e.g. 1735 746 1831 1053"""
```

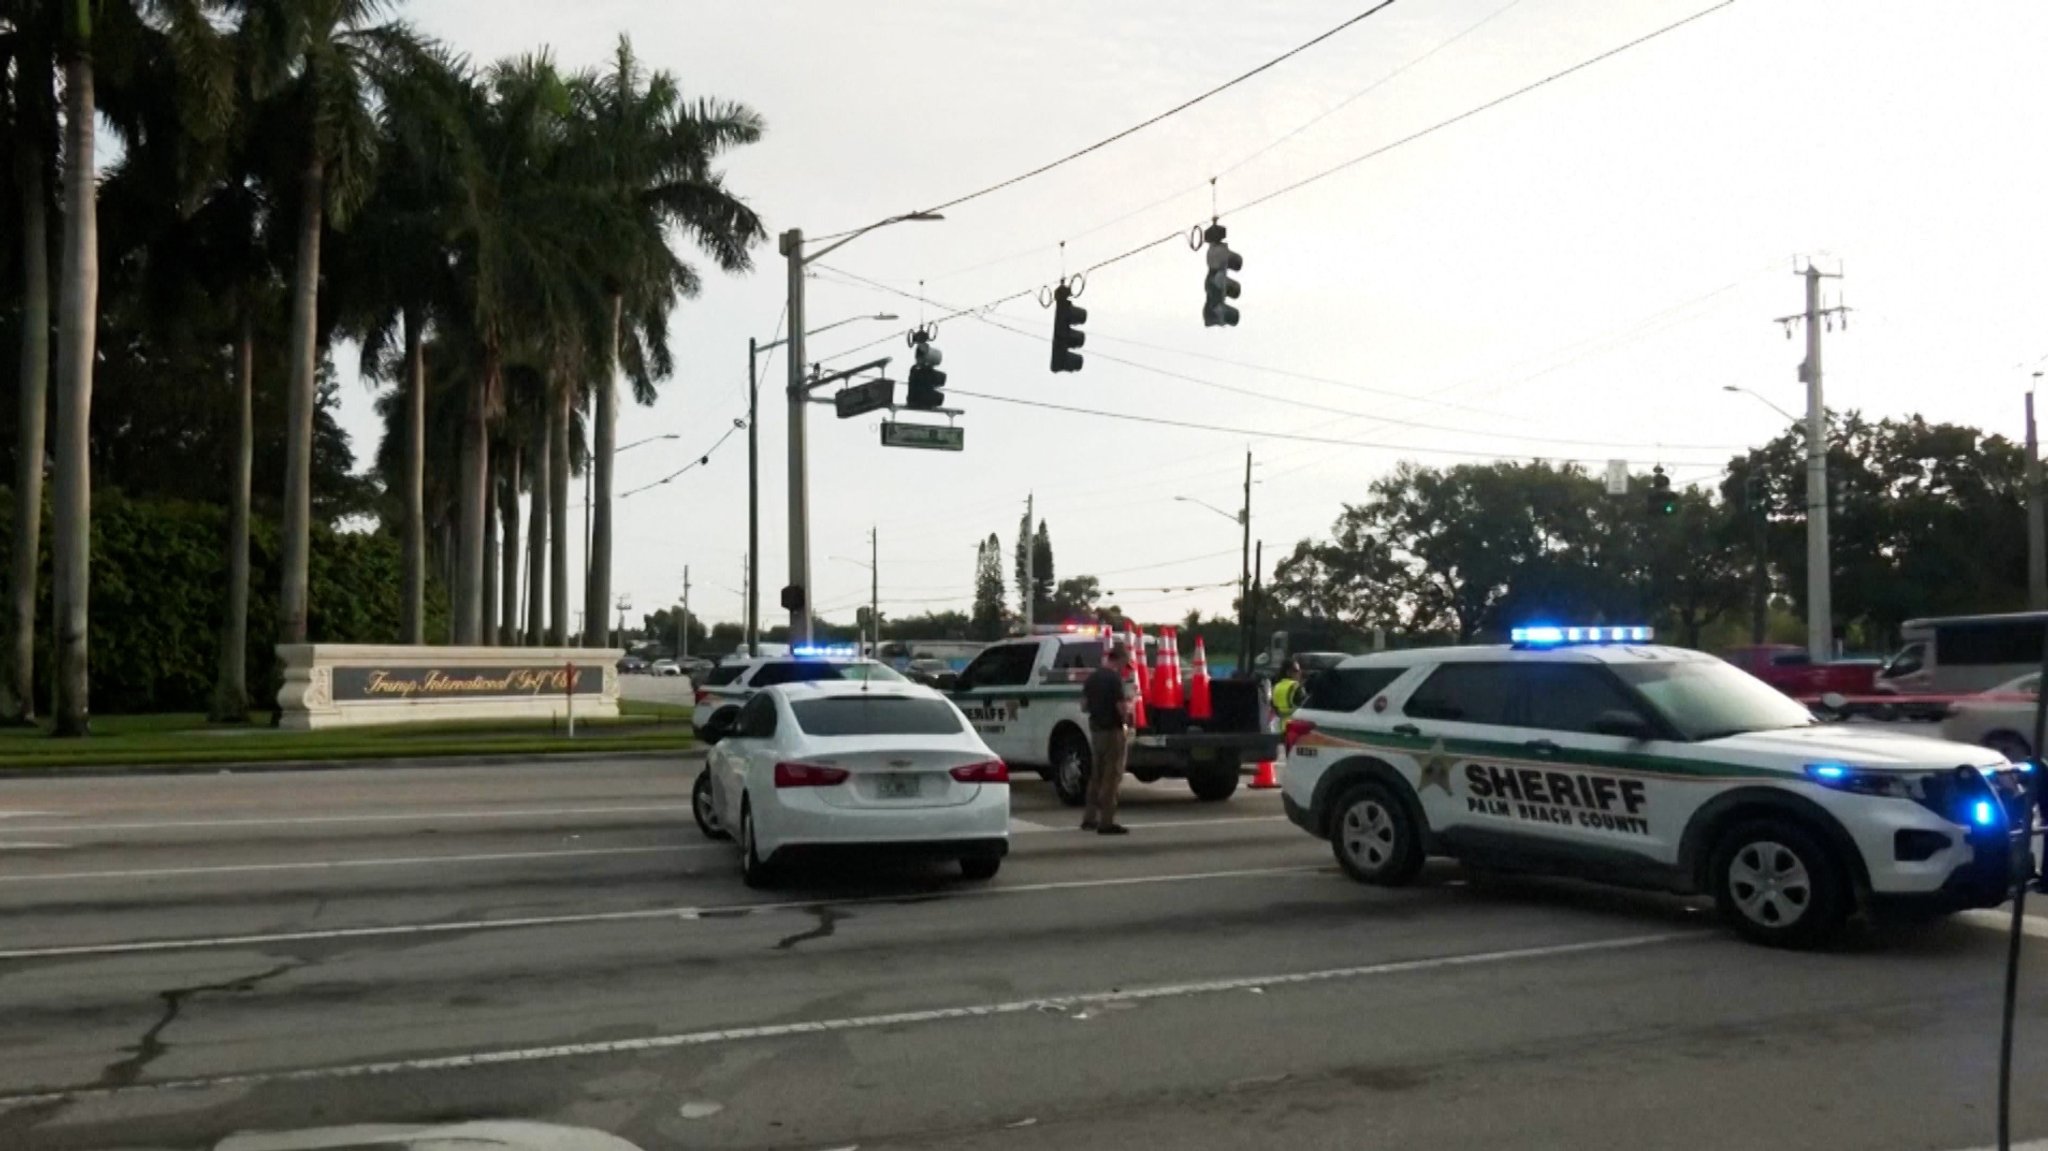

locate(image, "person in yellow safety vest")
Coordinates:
1271 658 1304 719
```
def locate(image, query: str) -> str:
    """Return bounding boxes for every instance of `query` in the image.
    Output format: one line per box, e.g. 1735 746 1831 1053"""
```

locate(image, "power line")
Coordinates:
620 422 745 498
817 1 1737 364
809 0 1405 242
1224 1 1736 218
947 388 1722 467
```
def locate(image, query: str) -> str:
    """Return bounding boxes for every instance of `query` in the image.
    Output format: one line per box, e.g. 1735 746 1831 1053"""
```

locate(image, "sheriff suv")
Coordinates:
1281 627 2037 948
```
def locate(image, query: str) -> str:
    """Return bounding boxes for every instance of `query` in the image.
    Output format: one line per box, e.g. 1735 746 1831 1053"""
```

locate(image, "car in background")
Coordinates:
1720 645 1879 703
617 656 649 675
905 658 959 690
650 658 683 677
696 680 1009 886
675 656 714 682
1941 672 2041 761
691 654 906 743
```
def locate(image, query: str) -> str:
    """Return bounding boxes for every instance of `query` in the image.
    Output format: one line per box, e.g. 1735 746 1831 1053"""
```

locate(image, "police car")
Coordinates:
690 648 906 744
1280 626 2038 948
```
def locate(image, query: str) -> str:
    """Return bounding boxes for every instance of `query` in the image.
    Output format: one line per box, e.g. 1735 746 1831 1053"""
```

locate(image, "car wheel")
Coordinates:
1330 781 1424 885
959 855 1001 881
740 801 777 889
1985 731 2034 763
1710 818 1848 949
1188 764 1239 802
1051 732 1091 808
692 769 729 841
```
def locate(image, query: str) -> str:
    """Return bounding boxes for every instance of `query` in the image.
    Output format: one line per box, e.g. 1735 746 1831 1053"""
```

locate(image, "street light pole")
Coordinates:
747 336 760 657
1239 452 1252 676
779 214 942 645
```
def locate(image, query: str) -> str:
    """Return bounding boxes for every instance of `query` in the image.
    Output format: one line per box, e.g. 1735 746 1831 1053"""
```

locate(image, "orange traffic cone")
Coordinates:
1188 636 1213 720
1158 627 1184 710
1122 644 1148 731
1251 757 1280 789
1127 623 1151 705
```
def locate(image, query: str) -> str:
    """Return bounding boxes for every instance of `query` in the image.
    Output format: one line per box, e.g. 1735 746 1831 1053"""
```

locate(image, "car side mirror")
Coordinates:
1593 709 1652 741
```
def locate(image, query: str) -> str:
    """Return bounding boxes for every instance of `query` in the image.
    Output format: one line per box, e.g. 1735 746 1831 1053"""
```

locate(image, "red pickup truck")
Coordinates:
1720 645 1880 698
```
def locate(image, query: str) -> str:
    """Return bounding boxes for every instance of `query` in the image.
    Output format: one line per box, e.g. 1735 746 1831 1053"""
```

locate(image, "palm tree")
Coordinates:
570 37 765 646
0 4 54 724
329 41 463 645
231 0 426 649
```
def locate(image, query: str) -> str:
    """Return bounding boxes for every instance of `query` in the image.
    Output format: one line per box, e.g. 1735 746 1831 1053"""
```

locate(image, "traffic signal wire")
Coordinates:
819 0 1737 364
944 387 1722 468
619 422 746 498
809 0 1405 243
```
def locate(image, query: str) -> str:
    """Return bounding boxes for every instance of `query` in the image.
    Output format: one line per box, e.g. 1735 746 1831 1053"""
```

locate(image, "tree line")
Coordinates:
1259 413 2025 654
0 0 766 730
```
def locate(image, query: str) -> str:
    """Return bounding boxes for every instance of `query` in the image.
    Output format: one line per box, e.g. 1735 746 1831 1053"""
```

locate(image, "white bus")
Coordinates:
1879 611 2047 696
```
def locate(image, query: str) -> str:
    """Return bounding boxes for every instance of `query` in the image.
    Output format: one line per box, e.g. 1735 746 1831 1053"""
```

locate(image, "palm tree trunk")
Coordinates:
481 454 499 647
499 449 521 644
453 366 489 644
525 427 549 645
278 153 324 647
548 384 570 646
399 307 426 644
584 294 621 647
4 76 51 725
50 50 98 737
209 311 254 722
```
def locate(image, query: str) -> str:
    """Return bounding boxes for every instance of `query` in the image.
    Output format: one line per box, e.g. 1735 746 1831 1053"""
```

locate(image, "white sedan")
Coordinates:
698 680 1010 887
1941 672 2040 760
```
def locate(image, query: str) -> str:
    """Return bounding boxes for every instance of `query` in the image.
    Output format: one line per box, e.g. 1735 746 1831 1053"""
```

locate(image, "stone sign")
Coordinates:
276 645 622 730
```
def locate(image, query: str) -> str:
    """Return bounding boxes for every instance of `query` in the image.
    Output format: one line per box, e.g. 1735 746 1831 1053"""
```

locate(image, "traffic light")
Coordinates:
1646 466 1677 517
905 328 945 410
1051 282 1086 373
1202 222 1242 327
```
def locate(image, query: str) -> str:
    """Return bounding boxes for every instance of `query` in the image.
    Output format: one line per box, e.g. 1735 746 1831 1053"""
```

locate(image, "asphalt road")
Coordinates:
0 758 2044 1151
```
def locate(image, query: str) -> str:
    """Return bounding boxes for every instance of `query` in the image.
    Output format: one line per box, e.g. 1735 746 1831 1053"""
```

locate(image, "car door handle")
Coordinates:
1523 739 1560 757
1391 724 1421 737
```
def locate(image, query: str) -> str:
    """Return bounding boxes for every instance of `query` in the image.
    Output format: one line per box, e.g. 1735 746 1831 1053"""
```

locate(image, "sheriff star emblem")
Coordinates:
1417 738 1456 795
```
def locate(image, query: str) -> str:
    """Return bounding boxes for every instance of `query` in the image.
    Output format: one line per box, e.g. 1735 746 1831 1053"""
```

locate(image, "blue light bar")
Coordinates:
1971 800 1997 827
792 644 860 659
1510 625 1654 647
1806 763 1848 782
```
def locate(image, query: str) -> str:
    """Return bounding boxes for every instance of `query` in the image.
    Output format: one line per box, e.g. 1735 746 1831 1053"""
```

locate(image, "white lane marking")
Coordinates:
0 845 710 884
0 811 65 820
0 803 693 835
1007 817 1054 833
0 842 69 851
1957 909 2048 939
0 865 1326 960
0 930 1697 1107
1946 1142 2048 1151
1009 814 1285 835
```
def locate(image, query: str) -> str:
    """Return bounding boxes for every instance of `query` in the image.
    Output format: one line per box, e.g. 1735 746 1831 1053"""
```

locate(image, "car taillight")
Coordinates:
950 760 1010 784
774 762 850 788
1283 718 1316 753
693 689 710 705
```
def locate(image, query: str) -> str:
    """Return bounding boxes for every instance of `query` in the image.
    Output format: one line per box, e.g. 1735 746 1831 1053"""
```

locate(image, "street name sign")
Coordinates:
835 378 895 419
881 422 964 452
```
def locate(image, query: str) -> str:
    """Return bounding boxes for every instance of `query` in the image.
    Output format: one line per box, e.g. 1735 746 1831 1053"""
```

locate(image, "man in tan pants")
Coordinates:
1082 641 1134 835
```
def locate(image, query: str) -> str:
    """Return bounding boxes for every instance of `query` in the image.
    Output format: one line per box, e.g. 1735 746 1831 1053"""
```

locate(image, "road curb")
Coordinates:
0 746 704 781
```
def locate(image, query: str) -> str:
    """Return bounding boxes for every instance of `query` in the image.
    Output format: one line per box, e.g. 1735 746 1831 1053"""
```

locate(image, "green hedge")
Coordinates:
0 490 448 714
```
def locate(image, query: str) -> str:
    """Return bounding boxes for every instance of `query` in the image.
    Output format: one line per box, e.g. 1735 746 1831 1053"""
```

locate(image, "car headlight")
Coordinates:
1805 763 2005 830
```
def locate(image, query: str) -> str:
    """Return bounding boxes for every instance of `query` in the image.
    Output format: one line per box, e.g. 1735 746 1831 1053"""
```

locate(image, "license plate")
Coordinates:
1190 746 1216 762
878 775 922 799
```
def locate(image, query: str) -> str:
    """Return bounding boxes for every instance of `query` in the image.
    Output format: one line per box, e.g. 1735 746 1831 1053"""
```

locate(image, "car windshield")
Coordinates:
1611 659 1816 741
790 696 965 736
703 665 748 687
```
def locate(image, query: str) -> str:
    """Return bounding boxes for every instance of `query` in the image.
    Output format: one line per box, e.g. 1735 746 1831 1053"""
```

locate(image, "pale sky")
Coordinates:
333 0 2048 633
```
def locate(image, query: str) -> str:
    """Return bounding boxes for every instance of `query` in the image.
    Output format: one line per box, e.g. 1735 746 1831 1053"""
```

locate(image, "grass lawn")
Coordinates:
0 699 695 769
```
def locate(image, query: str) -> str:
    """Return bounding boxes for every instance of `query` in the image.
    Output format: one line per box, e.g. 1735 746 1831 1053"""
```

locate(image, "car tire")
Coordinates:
1051 732 1091 808
692 769 729 841
1188 764 1239 802
1329 781 1424 886
1709 818 1849 949
1985 731 2034 763
959 855 1001 881
740 801 778 889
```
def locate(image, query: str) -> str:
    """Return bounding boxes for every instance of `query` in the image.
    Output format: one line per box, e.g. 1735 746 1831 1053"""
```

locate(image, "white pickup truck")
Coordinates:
946 632 1280 805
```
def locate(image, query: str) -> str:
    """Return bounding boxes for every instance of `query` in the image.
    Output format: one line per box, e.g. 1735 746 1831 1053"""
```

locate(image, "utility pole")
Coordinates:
747 337 761 658
741 552 751 655
1238 451 1253 676
2029 378 2046 609
870 526 879 656
1775 263 1847 662
1746 472 1768 644
1023 493 1035 632
782 229 811 645
679 566 691 660
614 594 631 650
1246 539 1263 667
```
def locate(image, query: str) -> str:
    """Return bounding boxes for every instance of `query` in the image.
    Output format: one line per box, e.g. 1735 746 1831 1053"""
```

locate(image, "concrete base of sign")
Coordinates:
276 645 624 731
